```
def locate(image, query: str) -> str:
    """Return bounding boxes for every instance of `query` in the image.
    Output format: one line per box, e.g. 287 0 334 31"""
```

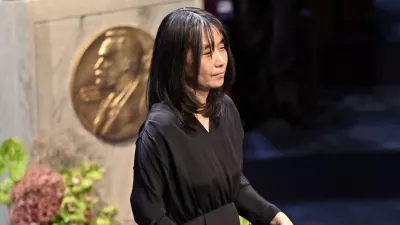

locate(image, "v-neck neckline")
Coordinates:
152 103 213 134
195 115 211 134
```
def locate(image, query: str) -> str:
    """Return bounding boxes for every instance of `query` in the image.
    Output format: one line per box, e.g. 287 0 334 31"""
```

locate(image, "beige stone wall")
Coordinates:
0 0 203 224
0 1 35 223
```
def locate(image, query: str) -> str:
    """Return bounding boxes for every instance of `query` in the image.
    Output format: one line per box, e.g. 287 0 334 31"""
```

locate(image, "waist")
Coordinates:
184 203 240 225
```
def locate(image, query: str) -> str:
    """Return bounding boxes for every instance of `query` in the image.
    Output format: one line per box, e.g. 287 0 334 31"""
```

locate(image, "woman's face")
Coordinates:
186 27 228 91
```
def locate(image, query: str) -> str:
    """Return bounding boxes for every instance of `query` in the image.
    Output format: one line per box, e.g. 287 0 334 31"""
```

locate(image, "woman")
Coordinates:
130 7 293 225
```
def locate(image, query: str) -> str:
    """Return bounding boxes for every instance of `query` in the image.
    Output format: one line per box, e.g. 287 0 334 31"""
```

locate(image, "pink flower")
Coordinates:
9 165 65 225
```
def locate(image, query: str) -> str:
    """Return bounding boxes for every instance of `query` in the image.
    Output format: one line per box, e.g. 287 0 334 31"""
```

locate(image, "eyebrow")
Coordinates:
203 38 225 50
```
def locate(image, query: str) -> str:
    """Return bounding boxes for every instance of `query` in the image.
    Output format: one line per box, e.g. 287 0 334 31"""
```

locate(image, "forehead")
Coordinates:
201 26 223 43
98 37 117 56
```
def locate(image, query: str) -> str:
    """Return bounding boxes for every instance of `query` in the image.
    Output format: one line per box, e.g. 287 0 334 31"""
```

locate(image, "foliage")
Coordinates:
0 137 118 225
239 216 251 225
0 138 28 205
53 160 118 225
0 178 13 205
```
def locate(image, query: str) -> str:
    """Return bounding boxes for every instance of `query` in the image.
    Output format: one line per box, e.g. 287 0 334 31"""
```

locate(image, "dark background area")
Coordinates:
206 0 400 224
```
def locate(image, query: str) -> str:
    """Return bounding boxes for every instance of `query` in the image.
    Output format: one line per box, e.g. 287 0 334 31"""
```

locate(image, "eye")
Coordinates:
203 49 212 57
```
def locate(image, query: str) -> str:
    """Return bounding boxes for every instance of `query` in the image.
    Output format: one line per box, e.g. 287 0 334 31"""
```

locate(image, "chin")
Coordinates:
210 80 225 89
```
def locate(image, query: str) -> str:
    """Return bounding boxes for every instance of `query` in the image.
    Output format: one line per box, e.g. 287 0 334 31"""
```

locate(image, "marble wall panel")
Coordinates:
0 0 34 148
0 1 35 225
33 0 202 23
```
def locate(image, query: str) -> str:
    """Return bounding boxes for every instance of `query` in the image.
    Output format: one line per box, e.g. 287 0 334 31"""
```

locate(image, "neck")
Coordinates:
115 73 131 92
194 89 209 105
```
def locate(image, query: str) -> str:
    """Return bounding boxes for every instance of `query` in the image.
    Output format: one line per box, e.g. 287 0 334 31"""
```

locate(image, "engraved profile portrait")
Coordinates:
70 26 154 142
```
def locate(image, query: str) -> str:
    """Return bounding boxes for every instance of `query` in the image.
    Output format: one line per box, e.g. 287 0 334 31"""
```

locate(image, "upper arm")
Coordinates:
133 135 166 192
131 109 180 225
131 128 170 223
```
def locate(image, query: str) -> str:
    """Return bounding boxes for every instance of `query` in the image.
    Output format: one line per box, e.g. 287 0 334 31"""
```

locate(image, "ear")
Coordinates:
120 57 131 71
185 51 195 77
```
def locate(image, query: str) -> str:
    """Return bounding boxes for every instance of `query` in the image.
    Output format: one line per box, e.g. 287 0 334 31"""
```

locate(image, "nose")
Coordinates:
214 51 226 67
94 57 104 70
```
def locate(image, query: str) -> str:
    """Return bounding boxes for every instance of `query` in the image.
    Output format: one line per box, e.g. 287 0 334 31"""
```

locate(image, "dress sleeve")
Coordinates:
223 95 281 224
130 135 176 225
234 174 281 224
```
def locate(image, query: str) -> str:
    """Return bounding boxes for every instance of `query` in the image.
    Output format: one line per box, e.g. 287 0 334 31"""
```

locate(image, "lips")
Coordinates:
95 69 103 76
213 72 225 76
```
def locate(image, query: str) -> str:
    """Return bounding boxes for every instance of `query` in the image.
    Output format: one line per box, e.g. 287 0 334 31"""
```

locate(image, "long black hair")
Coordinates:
147 7 236 129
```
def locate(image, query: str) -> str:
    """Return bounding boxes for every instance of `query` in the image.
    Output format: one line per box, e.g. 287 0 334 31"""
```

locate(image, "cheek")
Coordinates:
222 52 228 67
108 66 120 75
198 64 213 82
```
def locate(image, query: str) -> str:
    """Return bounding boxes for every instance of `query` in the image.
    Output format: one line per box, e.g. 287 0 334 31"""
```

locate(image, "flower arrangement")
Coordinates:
0 137 118 225
9 165 66 224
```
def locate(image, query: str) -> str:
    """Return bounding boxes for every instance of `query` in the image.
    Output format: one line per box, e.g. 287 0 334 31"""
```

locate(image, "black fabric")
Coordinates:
131 95 280 225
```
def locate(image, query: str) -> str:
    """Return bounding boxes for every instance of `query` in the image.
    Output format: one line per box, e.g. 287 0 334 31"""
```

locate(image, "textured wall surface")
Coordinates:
0 1 35 224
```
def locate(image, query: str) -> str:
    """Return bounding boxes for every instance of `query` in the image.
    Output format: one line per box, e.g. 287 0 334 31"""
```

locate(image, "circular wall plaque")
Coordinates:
70 26 153 142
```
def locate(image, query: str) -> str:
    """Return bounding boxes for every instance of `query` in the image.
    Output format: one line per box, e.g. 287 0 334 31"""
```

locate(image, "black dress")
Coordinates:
131 95 280 225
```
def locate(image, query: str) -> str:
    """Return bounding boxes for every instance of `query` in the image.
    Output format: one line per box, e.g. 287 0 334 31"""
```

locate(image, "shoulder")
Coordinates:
136 103 178 165
220 94 240 118
138 102 180 142
219 94 243 132
221 94 236 108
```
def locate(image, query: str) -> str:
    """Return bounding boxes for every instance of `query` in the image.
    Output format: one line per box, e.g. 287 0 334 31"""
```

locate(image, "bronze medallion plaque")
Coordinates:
70 26 154 142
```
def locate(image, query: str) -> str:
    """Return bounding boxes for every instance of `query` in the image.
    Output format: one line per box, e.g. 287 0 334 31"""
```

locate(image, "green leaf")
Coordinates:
63 173 72 186
0 175 14 205
0 153 5 178
100 205 118 217
71 186 86 194
0 178 13 192
83 193 99 205
65 213 86 222
101 205 118 214
62 195 77 203
0 138 28 182
91 195 100 204
61 196 86 211
70 178 92 194
81 178 93 189
85 170 102 181
94 218 112 225
60 196 87 223
239 216 251 225
0 192 11 205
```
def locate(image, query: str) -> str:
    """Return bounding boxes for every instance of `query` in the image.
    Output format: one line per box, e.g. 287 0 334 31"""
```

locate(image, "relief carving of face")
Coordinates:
94 31 143 88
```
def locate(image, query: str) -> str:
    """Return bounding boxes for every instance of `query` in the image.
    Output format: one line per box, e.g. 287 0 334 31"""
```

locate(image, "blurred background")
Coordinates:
1 0 400 224
205 0 400 224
